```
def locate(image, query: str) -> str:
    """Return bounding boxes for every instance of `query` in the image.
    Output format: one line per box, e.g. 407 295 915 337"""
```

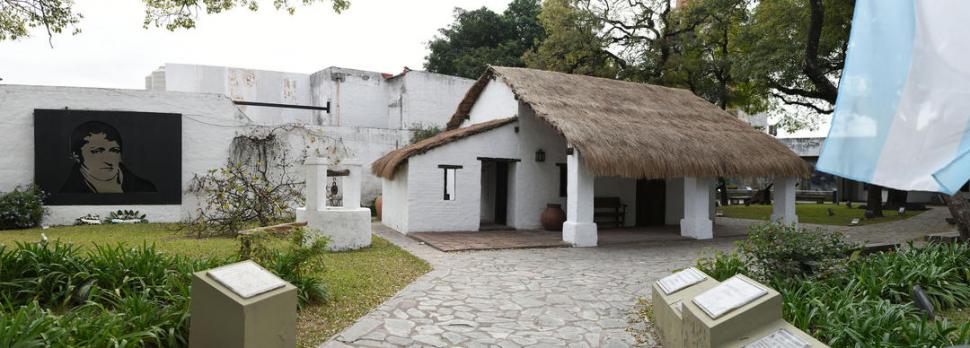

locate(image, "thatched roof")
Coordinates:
372 117 517 178
445 66 810 179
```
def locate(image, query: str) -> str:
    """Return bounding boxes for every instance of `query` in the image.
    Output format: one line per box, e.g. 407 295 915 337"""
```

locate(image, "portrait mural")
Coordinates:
34 109 182 205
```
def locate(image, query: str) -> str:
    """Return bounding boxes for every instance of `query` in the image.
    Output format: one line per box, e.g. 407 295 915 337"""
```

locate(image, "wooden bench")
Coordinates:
796 190 837 204
726 189 754 205
594 197 627 228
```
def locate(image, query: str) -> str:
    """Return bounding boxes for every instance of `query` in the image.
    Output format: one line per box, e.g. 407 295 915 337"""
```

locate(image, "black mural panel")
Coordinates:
34 109 182 205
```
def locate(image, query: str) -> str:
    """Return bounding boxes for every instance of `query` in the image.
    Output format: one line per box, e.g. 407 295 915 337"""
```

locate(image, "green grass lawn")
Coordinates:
0 223 431 347
720 203 925 226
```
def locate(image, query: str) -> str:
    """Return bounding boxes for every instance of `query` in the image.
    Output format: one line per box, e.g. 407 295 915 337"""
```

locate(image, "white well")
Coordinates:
295 157 372 251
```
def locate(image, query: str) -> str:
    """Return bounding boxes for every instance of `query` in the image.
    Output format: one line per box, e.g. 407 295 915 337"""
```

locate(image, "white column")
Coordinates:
563 148 598 247
771 176 798 225
305 157 329 211
680 177 713 240
342 159 362 209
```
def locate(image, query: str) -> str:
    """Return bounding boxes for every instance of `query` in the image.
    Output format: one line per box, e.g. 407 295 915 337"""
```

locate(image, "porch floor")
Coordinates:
409 222 750 252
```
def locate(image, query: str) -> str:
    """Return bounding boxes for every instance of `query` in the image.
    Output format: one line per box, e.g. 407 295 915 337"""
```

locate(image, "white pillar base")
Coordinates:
680 218 713 240
772 176 799 226
563 221 598 247
770 214 799 226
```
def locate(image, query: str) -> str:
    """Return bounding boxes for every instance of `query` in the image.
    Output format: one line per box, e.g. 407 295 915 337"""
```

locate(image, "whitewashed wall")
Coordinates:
403 123 520 232
380 163 409 233
0 85 251 225
155 64 314 124
310 67 389 128
508 102 569 229
466 80 518 126
397 71 477 129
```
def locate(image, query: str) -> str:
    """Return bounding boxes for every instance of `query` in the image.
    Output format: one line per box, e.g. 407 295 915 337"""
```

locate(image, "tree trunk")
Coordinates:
943 191 970 241
885 189 908 210
866 184 884 217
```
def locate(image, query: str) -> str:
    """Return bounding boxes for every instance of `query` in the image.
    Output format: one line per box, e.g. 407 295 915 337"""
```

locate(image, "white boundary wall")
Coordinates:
0 85 248 225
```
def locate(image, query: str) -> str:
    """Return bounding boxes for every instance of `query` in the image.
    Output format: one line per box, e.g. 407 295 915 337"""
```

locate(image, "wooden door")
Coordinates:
495 162 509 225
636 179 666 226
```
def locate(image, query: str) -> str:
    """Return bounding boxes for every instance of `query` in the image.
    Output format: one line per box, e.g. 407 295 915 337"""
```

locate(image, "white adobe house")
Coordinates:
372 67 810 246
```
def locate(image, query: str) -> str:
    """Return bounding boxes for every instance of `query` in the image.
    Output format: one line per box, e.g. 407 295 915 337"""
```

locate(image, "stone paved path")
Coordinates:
322 225 737 348
322 208 953 348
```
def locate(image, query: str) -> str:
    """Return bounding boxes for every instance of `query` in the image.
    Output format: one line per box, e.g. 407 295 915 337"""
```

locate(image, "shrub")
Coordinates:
1 234 331 346
0 185 46 230
694 224 970 347
0 240 225 347
239 227 329 306
737 223 859 280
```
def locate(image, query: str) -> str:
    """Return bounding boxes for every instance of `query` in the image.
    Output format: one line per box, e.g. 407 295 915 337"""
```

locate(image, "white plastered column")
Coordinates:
680 177 713 240
341 159 362 209
771 176 798 225
563 147 598 247
304 157 328 211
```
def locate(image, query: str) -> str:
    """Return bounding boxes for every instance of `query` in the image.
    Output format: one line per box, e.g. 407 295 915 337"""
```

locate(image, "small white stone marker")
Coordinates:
850 218 861 226
657 267 707 295
693 276 768 319
744 328 810 348
207 260 286 299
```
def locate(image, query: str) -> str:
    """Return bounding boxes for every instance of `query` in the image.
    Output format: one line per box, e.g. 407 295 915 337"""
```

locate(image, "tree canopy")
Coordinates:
0 0 350 43
525 0 852 128
424 0 545 79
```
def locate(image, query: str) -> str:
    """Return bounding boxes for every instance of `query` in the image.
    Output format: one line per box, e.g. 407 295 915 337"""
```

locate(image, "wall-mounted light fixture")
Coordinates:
535 149 546 162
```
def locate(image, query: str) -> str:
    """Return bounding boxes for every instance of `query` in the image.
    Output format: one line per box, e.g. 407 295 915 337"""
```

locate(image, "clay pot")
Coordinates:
375 195 383 220
540 204 566 231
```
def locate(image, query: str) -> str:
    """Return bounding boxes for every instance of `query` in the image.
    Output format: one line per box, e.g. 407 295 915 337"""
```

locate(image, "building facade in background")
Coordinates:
146 63 475 203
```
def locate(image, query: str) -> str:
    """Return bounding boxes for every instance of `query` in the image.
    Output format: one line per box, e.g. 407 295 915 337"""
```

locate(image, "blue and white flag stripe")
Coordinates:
817 0 970 195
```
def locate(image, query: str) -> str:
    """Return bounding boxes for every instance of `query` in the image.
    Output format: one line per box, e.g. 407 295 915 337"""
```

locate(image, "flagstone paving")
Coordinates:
320 225 737 348
321 207 953 347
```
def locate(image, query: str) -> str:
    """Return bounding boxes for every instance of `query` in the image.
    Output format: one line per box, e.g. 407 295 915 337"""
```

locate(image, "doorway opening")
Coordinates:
636 179 666 226
480 159 512 229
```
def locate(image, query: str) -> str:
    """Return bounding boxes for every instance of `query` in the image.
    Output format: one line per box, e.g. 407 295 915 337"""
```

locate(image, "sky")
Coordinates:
0 0 511 89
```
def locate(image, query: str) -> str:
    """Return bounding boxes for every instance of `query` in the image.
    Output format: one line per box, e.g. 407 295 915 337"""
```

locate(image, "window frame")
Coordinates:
438 165 462 201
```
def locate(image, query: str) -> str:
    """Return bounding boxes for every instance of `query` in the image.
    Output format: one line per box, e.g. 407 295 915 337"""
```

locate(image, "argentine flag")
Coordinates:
817 0 970 195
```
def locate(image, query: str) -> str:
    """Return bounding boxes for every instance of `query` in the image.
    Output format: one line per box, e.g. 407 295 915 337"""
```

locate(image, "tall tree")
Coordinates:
736 0 853 117
1 0 350 44
424 0 545 79
523 0 620 77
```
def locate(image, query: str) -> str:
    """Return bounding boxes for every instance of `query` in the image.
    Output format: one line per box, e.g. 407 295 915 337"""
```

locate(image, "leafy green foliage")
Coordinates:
0 233 332 346
108 210 148 223
523 0 619 78
0 185 47 230
239 228 329 306
0 0 82 42
695 223 970 347
408 122 442 144
737 223 859 280
0 0 349 43
425 0 545 79
0 241 226 347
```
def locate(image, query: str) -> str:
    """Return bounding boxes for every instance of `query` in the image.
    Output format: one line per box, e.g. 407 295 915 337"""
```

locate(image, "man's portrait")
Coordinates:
34 109 181 205
60 121 157 193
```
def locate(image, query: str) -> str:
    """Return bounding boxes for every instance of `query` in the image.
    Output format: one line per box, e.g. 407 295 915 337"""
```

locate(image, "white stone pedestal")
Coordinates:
563 221 598 247
295 207 371 251
190 261 298 348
